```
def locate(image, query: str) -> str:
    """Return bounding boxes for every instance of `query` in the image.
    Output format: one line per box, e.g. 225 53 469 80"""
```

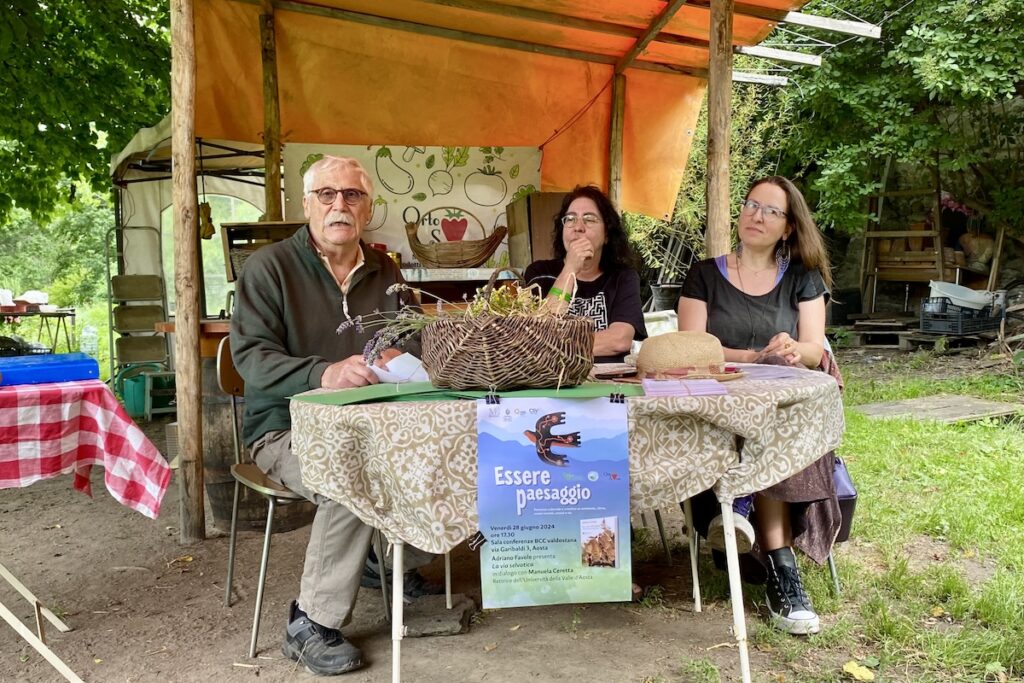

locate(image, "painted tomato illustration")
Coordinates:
464 165 507 207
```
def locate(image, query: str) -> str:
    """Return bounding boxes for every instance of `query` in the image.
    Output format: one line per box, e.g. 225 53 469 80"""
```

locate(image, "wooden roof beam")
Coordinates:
686 0 881 39
257 0 711 78
419 0 819 67
736 44 819 66
615 0 688 73
734 72 787 86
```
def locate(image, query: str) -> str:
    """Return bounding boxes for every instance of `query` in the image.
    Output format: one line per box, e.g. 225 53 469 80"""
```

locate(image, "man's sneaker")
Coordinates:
281 601 364 675
764 547 820 635
361 555 443 604
360 552 391 588
706 495 756 553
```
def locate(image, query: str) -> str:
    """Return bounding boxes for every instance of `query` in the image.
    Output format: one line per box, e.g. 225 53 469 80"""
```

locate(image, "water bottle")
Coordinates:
80 325 99 357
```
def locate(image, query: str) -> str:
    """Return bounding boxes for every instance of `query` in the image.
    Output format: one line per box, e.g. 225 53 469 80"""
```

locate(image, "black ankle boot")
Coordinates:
764 547 820 635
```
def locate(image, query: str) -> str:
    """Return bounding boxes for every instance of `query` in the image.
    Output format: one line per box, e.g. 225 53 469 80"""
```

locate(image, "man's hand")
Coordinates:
321 355 379 388
374 347 402 369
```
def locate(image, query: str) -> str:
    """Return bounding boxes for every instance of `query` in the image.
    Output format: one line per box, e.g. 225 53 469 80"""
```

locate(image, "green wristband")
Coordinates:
549 286 572 303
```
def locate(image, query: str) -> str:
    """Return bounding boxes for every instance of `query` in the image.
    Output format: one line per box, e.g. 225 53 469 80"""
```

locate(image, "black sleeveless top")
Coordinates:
680 258 828 351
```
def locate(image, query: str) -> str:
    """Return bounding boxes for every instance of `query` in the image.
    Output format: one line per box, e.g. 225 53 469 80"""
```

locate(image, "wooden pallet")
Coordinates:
847 330 909 348
845 318 918 348
844 328 991 351
899 333 992 352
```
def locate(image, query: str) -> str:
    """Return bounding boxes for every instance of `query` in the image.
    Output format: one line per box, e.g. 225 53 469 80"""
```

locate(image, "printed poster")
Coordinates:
476 397 631 609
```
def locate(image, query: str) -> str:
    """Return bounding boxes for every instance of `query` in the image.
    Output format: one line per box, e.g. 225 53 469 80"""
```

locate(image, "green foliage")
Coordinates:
779 0 1024 233
626 73 792 279
0 188 112 306
0 1 169 220
675 658 721 683
636 584 667 609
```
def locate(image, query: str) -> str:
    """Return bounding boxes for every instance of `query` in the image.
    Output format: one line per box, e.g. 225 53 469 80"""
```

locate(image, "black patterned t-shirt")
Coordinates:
524 259 647 363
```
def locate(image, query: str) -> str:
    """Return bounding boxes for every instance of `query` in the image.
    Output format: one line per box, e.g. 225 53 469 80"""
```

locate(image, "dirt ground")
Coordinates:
0 347 1012 683
0 472 761 683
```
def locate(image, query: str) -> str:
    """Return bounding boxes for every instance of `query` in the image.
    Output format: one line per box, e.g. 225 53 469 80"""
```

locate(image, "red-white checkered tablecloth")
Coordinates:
0 379 171 518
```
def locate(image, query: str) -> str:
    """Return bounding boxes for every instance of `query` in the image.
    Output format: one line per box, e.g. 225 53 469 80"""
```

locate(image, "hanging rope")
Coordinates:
538 77 613 151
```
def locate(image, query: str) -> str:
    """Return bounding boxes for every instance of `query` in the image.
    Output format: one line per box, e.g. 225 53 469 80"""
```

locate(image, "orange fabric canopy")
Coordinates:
193 0 802 218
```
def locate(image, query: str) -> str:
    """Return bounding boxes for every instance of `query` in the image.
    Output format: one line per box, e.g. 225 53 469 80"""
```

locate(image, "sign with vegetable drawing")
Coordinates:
283 144 541 270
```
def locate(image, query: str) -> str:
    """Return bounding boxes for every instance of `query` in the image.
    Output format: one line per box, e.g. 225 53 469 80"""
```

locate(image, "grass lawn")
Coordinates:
740 360 1024 682
631 356 1024 682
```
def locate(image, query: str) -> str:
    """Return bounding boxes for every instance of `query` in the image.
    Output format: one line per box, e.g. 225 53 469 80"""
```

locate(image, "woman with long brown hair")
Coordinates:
677 176 839 637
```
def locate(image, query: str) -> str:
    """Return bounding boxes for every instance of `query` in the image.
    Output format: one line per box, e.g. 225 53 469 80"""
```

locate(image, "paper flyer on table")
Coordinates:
368 353 429 383
476 397 632 609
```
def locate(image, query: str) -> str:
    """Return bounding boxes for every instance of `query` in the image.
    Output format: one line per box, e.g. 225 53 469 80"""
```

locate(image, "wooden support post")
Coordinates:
932 159 945 282
988 224 1006 292
705 0 734 257
609 74 625 209
260 0 283 221
171 0 205 545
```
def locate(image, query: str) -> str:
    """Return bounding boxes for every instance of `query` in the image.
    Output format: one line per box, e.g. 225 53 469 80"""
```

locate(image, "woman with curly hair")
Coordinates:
524 185 647 363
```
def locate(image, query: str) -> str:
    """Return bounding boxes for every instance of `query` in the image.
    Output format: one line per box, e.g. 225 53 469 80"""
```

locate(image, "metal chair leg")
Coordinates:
391 541 405 683
445 552 452 609
683 498 701 613
827 551 841 596
654 509 672 566
224 479 241 607
374 530 391 622
249 496 276 659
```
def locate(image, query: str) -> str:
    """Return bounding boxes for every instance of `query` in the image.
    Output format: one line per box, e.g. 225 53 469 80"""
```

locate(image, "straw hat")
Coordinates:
636 331 743 381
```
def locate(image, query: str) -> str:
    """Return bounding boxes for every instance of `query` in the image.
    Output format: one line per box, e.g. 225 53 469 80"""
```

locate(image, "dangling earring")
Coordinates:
735 241 744 260
775 239 791 270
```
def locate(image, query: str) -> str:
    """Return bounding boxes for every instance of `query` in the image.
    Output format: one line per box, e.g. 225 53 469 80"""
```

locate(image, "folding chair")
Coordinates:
218 337 393 658
218 337 307 658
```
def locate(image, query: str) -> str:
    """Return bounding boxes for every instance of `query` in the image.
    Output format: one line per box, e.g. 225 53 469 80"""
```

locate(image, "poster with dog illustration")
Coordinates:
476 397 630 608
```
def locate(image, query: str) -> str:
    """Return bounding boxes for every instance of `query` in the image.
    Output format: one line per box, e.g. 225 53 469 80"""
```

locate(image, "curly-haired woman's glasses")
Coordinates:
561 213 602 228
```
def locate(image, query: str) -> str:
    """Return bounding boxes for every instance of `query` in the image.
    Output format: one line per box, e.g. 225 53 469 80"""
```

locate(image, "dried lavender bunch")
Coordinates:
336 280 568 362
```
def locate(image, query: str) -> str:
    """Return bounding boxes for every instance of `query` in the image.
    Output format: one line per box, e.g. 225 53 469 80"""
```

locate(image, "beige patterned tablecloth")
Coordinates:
290 369 843 554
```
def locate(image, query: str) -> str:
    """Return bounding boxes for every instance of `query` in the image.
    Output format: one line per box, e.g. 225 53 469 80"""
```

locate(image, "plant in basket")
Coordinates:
336 275 595 390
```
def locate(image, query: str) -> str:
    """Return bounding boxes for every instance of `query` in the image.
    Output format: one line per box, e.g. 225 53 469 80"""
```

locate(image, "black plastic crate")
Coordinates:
920 297 1000 335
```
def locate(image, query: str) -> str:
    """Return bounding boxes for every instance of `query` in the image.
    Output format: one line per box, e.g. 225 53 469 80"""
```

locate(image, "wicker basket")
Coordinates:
421 313 594 390
405 207 507 269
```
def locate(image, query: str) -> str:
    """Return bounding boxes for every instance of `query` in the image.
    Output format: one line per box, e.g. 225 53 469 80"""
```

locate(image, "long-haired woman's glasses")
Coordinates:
312 187 368 206
561 213 602 228
739 199 787 221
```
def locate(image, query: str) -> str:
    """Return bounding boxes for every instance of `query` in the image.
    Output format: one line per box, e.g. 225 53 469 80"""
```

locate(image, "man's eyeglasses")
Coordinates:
311 187 368 206
739 199 787 221
561 213 602 228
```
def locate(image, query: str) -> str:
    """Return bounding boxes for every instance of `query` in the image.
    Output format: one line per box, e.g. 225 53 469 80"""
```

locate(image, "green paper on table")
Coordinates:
291 381 644 407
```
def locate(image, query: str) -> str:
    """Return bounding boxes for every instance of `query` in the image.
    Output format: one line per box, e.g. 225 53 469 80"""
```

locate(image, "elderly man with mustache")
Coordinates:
231 155 437 675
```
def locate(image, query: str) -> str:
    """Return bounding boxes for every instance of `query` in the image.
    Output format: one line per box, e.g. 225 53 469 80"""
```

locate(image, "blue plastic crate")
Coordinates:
0 352 100 386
